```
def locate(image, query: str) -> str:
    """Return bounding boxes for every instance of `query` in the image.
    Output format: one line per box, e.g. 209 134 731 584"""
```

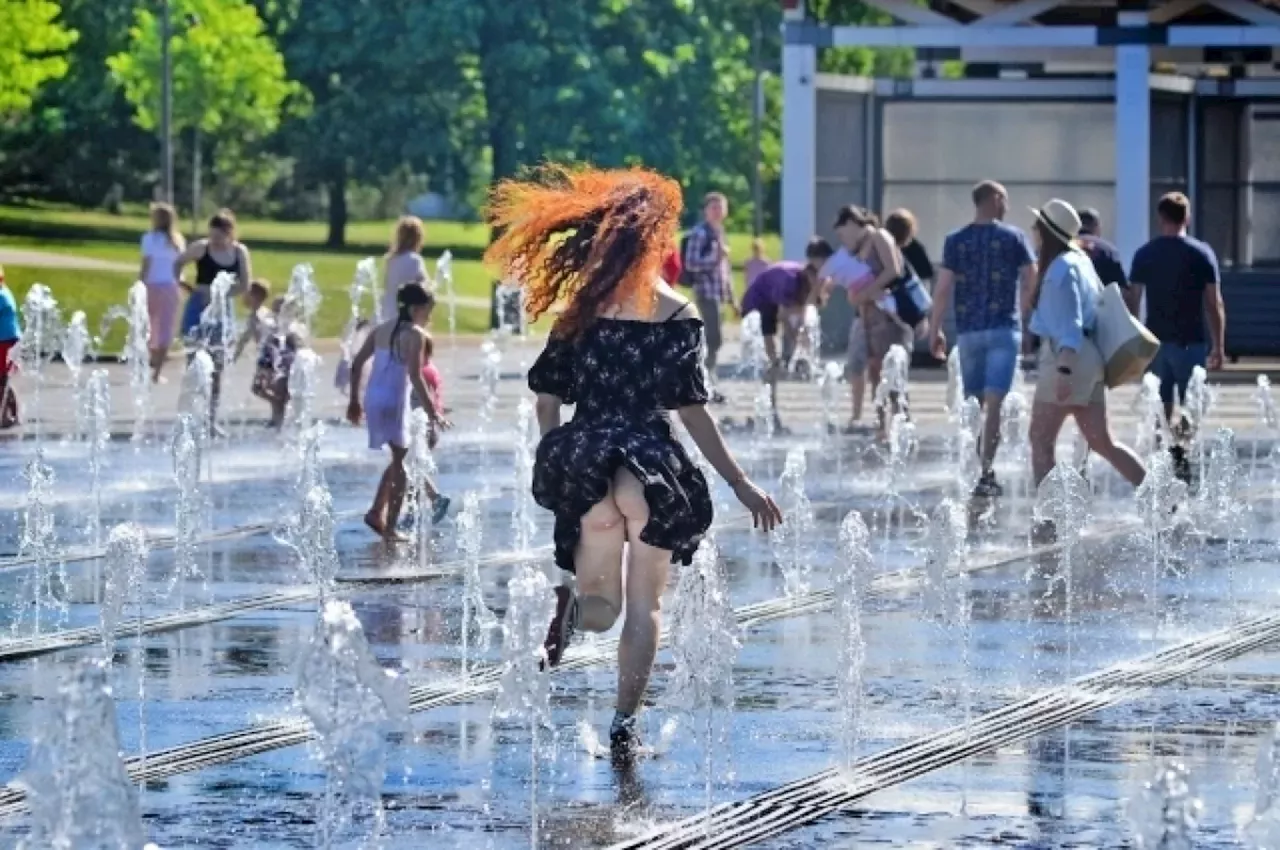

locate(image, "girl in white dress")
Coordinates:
347 283 451 539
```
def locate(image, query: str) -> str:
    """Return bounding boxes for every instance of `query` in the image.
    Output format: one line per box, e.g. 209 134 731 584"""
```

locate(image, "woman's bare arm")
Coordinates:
404 328 440 422
234 244 252 296
850 230 904 307
174 239 205 284
676 404 747 486
139 255 151 284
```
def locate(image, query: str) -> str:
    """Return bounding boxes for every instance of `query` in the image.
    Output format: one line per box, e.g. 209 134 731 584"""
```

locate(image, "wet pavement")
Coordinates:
0 345 1279 847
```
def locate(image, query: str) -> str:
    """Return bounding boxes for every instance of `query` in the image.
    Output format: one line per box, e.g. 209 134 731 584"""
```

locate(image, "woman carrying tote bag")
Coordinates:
1025 199 1146 541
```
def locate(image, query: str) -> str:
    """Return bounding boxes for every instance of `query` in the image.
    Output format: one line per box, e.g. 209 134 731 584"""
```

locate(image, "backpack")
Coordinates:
677 231 695 287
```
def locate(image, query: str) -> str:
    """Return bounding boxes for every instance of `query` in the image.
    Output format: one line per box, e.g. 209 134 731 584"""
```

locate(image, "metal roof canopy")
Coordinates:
780 0 1280 269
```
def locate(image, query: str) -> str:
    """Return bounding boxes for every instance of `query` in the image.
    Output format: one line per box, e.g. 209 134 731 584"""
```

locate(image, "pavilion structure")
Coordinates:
781 0 1280 281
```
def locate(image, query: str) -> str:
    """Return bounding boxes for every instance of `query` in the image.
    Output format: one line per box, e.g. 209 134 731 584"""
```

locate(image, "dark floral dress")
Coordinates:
529 316 714 573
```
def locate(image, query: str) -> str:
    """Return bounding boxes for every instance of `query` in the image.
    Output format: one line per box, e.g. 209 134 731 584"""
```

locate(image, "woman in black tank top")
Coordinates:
174 209 253 431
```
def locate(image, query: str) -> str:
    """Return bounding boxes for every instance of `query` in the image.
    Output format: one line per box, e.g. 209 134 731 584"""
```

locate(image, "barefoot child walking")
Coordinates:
346 283 451 539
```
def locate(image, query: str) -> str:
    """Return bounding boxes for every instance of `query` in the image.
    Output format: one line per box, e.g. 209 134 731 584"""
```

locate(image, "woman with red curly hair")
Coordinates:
487 166 782 762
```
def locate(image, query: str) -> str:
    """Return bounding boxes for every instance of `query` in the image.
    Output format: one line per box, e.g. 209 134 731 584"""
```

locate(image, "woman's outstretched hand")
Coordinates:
732 478 783 532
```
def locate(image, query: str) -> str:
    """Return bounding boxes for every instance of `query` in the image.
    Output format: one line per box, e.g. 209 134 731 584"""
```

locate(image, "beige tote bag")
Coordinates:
1092 282 1160 388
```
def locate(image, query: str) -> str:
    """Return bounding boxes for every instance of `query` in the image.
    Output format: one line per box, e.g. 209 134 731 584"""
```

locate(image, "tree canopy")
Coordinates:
0 0 918 242
0 0 78 115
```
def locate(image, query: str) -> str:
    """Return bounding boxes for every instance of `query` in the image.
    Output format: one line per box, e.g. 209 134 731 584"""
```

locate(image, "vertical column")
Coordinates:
1114 7 1151 269
782 18 817 261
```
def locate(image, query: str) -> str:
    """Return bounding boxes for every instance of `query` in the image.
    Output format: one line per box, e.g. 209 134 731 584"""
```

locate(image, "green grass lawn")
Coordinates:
0 201 783 346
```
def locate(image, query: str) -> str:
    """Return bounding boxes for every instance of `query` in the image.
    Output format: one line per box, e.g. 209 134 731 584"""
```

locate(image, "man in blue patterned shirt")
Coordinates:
929 180 1037 497
683 192 737 401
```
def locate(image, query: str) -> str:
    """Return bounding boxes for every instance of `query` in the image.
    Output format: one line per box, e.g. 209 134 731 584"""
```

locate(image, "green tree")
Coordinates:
269 0 470 246
107 0 298 197
0 0 78 114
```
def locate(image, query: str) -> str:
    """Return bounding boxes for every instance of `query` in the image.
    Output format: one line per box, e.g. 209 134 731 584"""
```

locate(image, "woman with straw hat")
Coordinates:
1026 199 1145 539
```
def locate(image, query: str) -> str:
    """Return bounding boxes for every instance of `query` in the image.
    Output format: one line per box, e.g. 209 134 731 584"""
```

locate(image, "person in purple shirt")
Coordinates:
741 237 834 432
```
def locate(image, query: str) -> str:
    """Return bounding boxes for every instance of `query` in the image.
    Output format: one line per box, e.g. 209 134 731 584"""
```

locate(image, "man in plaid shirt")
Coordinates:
683 192 737 398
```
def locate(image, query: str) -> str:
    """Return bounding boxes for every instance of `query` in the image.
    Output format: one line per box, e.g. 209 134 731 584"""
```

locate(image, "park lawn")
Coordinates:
0 201 784 271
2 264 491 355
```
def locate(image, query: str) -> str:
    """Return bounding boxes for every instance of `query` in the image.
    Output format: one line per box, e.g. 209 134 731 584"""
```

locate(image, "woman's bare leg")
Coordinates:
849 373 866 422
1073 402 1146 486
1029 401 1070 488
365 455 396 533
611 468 671 716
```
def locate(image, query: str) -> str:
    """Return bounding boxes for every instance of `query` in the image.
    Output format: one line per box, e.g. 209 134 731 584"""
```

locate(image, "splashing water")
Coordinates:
1244 724 1280 847
338 259 378 383
668 536 739 710
16 452 61 635
1033 462 1091 682
493 562 555 849
1184 365 1214 482
436 250 456 339
201 271 240 358
403 408 439 566
1134 373 1170 458
789 304 821 379
667 535 740 812
181 348 215 448
457 492 498 677
945 346 962 417
1000 391 1030 476
286 263 323 332
819 360 842 436
296 600 409 847
286 348 321 437
101 282 152 439
954 397 983 496
495 279 525 336
168 414 204 602
477 339 502 485
1200 428 1247 626
1134 449 1186 649
922 499 967 622
82 369 111 549
835 511 872 774
15 659 150 850
773 448 816 596
17 283 62 441
512 397 539 558
875 344 910 420
101 523 148 658
752 382 775 444
739 311 766 381
277 484 341 593
494 564 554 726
1129 760 1202 850
61 309 91 390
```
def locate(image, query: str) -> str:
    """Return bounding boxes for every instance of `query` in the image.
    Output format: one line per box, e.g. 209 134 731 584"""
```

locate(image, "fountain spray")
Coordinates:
493 562 555 850
1032 461 1090 684
62 310 91 436
286 347 321 439
101 522 151 790
1199 428 1247 627
835 511 872 775
1253 375 1279 484
16 453 61 636
404 408 439 567
1129 760 1202 850
15 659 153 850
436 250 456 343
667 535 740 815
1244 723 1280 847
81 370 111 551
773 447 816 596
168 414 204 606
296 600 410 847
457 491 498 678
512 397 539 565
17 283 62 444
1184 365 1214 486
100 282 152 441
477 338 503 489
1134 449 1186 653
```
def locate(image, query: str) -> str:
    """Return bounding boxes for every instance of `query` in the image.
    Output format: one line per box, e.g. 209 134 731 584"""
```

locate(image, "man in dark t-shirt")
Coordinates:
1076 208 1134 313
1128 192 1226 423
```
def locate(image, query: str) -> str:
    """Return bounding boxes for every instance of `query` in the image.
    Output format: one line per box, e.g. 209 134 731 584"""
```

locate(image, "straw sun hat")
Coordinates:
1030 198 1083 247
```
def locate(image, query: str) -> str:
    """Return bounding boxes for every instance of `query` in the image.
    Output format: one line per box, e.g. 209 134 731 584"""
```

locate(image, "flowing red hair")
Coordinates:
484 165 683 339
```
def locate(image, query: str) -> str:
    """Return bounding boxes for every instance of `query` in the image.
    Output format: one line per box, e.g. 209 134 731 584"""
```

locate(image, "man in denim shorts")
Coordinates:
929 180 1037 497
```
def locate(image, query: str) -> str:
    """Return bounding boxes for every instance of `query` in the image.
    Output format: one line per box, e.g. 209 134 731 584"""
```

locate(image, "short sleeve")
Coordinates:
528 336 576 403
667 324 710 408
1129 246 1151 285
1015 230 1035 267
1197 243 1220 285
